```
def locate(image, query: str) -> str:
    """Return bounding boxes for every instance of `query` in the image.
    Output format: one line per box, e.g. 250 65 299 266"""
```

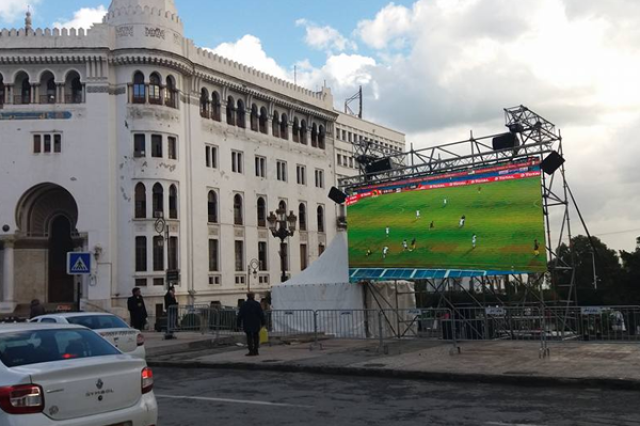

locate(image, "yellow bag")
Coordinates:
259 327 269 344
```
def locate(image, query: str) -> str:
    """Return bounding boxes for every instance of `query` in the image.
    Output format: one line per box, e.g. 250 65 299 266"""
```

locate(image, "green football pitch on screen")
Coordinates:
347 176 547 273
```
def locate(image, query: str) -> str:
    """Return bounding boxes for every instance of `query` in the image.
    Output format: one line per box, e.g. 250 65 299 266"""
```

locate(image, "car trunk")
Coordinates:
97 328 139 353
16 356 145 421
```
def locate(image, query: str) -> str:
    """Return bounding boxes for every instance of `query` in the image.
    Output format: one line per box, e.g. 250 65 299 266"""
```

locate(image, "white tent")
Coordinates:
271 232 416 338
271 232 362 312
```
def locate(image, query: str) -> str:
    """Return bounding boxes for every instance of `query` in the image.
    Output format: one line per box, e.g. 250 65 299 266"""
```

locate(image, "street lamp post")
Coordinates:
267 207 297 283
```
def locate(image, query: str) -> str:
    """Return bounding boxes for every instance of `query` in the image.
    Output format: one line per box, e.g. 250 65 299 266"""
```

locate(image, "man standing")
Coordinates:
237 292 266 356
29 299 46 319
164 286 178 332
416 209 421 220
534 239 540 257
402 239 408 251
472 234 477 249
383 246 389 259
385 226 390 238
459 215 466 228
127 287 148 331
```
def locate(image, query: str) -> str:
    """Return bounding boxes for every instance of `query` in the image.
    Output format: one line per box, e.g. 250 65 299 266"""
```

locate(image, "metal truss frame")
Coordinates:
341 106 580 350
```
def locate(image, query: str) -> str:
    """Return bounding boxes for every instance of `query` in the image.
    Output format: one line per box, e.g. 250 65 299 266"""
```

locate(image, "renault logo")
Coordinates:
96 379 104 390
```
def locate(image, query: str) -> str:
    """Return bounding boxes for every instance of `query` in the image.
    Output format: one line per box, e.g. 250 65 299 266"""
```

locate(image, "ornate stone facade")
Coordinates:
0 0 405 318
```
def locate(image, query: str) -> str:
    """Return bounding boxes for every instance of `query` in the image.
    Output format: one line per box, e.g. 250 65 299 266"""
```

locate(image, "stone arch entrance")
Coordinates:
14 183 82 303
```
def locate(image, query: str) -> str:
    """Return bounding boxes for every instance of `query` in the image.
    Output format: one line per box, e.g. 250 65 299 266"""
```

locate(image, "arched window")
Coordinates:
292 118 300 143
152 183 164 217
257 197 266 227
280 113 288 140
317 205 325 233
207 191 218 223
149 73 161 105
278 200 287 212
40 71 56 104
259 107 268 134
165 75 177 108
212 91 221 121
234 194 243 225
272 110 280 138
200 88 210 118
169 185 178 219
318 125 326 149
236 99 246 128
299 120 307 145
15 72 31 105
311 123 318 147
250 104 259 132
132 71 145 104
135 183 146 219
226 96 236 126
65 71 83 104
299 203 307 231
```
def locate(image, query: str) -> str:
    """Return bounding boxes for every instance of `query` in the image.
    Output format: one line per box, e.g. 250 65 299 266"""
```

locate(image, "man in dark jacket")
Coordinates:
164 286 178 332
237 292 265 356
29 299 46 319
127 287 148 331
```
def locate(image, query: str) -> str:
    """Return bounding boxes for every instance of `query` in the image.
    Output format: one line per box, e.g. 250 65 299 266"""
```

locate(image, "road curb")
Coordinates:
146 334 321 357
147 359 640 392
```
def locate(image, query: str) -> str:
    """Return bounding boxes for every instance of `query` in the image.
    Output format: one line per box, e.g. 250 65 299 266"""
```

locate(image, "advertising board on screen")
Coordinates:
347 160 547 279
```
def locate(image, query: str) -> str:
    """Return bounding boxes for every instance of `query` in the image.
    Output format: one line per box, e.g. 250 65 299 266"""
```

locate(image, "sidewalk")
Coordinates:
148 338 640 390
143 331 320 357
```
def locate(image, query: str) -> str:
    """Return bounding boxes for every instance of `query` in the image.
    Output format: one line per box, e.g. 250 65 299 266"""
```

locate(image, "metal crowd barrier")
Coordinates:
164 305 640 356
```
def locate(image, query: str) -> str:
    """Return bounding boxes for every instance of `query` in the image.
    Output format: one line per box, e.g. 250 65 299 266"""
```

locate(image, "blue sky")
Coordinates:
2 0 414 70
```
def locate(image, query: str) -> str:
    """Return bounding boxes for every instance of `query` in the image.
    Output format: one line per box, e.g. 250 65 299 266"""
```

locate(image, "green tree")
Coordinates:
553 235 622 305
619 246 640 305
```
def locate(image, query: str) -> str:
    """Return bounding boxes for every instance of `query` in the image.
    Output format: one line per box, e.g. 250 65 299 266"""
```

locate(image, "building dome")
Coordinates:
106 0 183 54
108 0 178 15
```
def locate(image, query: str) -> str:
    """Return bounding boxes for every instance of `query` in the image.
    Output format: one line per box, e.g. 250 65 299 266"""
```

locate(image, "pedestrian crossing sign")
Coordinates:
67 252 92 275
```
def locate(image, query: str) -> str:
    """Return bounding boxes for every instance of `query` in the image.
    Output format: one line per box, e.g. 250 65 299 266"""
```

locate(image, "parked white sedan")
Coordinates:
31 313 146 359
0 323 158 426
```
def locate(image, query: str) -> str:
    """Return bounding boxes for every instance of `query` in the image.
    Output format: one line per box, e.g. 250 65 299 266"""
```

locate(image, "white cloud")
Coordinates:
348 0 640 250
296 19 356 52
0 0 39 24
356 2 415 50
52 6 107 29
206 35 289 80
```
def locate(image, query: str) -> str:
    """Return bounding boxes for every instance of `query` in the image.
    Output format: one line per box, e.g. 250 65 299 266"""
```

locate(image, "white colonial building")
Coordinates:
0 0 405 319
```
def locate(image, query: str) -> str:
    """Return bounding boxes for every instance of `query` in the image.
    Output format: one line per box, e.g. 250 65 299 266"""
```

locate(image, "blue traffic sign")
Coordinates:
67 252 92 275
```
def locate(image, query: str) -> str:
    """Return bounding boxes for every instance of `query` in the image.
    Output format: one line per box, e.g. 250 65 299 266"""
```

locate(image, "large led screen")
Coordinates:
347 160 547 276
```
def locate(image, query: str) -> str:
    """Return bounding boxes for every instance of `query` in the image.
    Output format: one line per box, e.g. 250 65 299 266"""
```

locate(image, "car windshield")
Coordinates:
0 329 121 367
66 315 130 330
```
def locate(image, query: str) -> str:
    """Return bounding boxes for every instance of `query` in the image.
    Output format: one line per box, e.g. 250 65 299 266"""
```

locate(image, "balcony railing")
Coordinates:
39 95 57 104
65 94 83 104
13 95 31 105
164 96 177 109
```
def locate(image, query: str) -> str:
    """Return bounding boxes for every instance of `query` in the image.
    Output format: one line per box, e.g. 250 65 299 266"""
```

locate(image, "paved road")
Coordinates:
155 367 640 426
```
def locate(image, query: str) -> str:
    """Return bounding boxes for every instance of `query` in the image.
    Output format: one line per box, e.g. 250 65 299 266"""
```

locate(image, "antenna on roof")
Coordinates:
344 86 363 119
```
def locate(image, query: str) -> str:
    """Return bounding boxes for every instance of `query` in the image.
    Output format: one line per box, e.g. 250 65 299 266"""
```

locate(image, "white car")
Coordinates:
0 323 158 426
31 313 146 360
